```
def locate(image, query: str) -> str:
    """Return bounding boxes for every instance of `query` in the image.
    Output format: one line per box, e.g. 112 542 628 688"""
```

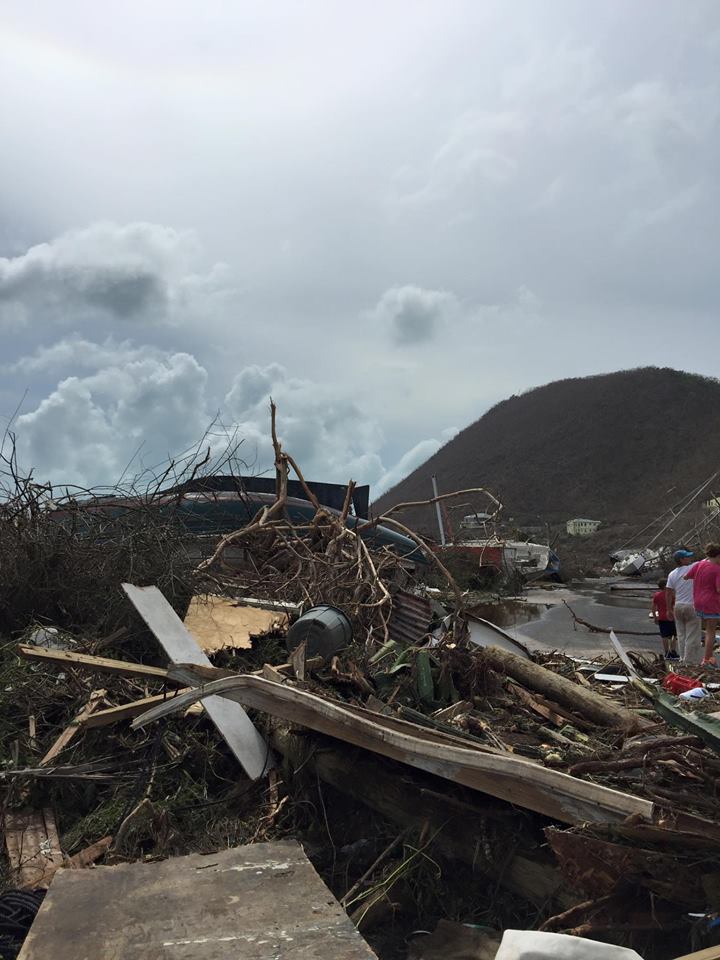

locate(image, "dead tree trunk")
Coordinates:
479 648 649 734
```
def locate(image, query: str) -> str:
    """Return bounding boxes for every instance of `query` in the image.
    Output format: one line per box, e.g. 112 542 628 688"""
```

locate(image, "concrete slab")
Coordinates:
19 840 377 959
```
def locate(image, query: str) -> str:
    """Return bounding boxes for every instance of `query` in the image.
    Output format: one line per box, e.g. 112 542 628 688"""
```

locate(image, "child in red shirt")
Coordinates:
652 577 678 659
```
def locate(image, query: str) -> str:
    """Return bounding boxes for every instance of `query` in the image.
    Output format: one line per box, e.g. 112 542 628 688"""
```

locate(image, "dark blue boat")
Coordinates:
50 490 427 564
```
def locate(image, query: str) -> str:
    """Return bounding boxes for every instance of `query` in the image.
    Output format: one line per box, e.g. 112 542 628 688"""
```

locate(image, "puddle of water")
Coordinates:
467 598 545 629
478 582 662 656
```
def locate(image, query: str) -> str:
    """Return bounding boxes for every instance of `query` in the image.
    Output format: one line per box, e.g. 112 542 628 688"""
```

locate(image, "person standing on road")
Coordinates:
666 549 701 663
684 543 720 667
652 578 678 659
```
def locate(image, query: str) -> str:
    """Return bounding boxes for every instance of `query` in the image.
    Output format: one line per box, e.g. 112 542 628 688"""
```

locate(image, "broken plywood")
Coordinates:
19 840 377 960
183 594 288 653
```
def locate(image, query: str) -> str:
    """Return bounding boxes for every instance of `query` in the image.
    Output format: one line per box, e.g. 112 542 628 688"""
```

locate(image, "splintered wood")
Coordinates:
4 808 63 889
40 688 107 765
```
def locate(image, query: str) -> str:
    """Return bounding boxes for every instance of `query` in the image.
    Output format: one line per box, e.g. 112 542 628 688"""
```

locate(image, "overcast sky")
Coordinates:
1 0 718 496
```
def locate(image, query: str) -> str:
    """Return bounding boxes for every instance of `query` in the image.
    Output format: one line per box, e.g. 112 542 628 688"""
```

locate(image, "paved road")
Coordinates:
507 584 664 656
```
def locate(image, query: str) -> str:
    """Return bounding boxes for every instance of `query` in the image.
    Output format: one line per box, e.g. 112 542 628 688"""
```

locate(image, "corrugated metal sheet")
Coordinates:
388 590 433 646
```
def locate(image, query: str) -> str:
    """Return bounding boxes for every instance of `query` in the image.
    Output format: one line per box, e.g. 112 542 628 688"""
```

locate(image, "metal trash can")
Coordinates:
286 604 352 659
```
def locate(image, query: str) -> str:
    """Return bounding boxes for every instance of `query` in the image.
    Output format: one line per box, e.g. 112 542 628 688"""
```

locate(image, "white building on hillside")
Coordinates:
566 518 601 536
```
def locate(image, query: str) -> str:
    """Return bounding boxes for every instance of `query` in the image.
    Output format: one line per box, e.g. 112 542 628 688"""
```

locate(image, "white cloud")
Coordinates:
15 352 211 487
374 438 443 499
7 335 158 374
371 285 459 345
13 348 456 495
0 221 231 330
224 363 386 484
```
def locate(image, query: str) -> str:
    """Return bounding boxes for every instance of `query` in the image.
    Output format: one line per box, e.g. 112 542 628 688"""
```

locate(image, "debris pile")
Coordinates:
2 417 720 959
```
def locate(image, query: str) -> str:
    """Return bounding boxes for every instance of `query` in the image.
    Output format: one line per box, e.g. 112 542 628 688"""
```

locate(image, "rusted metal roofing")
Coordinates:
388 590 433 646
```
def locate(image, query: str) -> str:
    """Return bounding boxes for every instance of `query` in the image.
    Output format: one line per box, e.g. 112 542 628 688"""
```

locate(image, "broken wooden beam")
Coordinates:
131 673 654 825
83 690 202 728
168 656 325 687
35 836 113 890
122 583 271 780
40 689 107 766
17 645 171 682
82 657 325 729
509 681 591 731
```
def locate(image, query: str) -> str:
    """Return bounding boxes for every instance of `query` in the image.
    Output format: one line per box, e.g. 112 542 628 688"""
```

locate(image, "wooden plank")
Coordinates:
4 808 63 888
17 645 171 682
18 840 377 960
673 948 720 960
67 836 113 869
261 663 287 684
122 583 270 780
511 682 565 727
288 639 307 680
132 674 656 826
40 689 107 765
84 690 201 728
162 658 325 687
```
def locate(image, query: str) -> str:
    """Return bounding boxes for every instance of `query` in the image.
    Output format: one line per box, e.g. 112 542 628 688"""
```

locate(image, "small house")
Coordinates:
566 518 601 537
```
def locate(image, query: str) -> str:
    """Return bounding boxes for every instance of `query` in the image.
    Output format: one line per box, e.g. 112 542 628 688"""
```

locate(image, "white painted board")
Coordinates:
122 583 271 780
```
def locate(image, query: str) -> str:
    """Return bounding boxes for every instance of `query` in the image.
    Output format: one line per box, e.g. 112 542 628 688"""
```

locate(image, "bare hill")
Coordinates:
373 367 720 535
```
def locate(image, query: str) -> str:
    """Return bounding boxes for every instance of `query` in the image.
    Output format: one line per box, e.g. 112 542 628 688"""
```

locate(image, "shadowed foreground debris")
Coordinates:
2 413 720 959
